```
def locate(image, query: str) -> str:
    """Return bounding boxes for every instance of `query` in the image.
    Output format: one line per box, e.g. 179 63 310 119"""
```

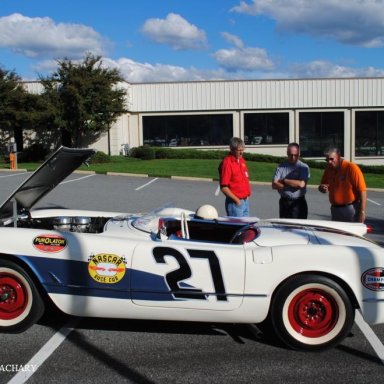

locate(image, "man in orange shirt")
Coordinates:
318 147 367 222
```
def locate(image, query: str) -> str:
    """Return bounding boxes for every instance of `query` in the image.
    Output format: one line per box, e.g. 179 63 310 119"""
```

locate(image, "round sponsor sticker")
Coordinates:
33 234 67 253
361 268 384 291
88 253 126 284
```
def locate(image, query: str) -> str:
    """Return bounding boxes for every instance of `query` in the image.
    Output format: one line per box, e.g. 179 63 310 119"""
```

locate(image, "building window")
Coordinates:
142 114 233 147
244 112 289 145
355 111 384 156
299 112 344 157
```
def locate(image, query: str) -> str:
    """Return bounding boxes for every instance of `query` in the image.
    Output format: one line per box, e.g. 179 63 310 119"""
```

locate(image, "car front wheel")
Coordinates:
0 260 45 332
271 274 355 351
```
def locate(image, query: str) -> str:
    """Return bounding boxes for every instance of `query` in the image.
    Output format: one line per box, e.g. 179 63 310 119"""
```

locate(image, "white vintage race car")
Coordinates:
0 147 383 351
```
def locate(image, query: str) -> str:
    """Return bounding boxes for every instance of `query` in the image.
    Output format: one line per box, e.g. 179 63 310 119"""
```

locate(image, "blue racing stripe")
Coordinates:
18 255 186 301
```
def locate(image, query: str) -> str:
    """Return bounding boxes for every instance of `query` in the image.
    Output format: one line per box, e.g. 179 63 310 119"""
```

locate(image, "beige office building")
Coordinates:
24 77 384 165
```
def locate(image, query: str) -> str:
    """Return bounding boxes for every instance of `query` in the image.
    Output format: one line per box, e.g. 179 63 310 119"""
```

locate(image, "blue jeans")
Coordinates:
225 197 249 217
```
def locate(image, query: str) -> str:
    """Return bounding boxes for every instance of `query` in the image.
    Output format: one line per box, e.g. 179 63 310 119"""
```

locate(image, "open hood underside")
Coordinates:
0 146 95 220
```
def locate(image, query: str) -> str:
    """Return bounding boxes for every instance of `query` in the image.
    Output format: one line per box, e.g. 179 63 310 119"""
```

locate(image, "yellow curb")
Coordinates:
171 176 214 182
107 172 148 177
74 170 95 174
250 181 270 186
365 187 384 192
0 168 28 172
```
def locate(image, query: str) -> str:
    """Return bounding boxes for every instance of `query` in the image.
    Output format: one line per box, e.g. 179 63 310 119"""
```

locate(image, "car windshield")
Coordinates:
131 205 195 233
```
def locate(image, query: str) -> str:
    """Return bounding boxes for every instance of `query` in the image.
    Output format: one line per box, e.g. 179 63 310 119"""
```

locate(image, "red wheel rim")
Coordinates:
0 274 28 320
288 288 339 338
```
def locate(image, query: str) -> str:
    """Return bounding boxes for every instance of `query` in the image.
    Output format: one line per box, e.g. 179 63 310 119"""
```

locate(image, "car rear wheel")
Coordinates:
271 275 354 351
0 260 45 332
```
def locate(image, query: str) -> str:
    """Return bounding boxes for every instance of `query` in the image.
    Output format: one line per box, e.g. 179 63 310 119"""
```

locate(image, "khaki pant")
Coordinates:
330 202 359 222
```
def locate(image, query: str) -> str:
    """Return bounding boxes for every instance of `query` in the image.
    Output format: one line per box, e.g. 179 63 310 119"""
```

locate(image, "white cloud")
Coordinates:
231 0 384 47
231 0 265 15
141 13 208 50
221 32 244 49
213 47 274 71
32 59 58 74
101 57 229 82
25 54 384 82
213 33 274 71
0 13 110 58
289 60 384 78
111 56 384 82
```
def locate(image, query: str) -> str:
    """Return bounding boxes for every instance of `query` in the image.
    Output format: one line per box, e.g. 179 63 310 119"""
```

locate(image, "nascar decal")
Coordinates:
361 268 384 291
88 253 126 284
33 234 67 253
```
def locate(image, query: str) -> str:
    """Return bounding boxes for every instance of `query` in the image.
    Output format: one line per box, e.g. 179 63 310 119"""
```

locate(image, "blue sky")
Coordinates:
1 0 384 82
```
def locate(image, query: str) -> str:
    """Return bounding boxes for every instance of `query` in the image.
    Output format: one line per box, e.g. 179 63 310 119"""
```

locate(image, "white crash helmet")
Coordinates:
195 204 219 220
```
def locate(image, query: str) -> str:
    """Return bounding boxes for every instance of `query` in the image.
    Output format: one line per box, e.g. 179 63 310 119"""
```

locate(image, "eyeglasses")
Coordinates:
288 154 299 157
325 157 334 162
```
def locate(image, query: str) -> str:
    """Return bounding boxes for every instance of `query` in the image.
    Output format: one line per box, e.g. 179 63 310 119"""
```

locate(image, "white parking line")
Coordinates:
355 310 384 364
368 198 381 206
135 177 159 191
7 318 79 384
0 172 29 178
59 174 95 185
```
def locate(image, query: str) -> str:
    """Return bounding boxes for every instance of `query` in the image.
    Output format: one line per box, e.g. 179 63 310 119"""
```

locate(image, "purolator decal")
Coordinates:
361 268 384 291
33 234 67 253
88 253 126 284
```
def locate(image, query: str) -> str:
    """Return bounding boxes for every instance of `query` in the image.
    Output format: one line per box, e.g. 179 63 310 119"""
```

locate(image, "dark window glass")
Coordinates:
299 112 344 157
244 112 289 145
355 111 384 156
142 114 233 147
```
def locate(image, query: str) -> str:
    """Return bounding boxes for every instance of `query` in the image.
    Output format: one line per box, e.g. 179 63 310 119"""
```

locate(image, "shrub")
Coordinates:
127 146 384 174
152 147 175 159
130 146 156 160
130 146 226 160
359 164 384 174
90 151 110 163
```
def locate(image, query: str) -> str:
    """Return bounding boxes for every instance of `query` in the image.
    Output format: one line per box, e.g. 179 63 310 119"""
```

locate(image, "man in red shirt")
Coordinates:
219 137 251 217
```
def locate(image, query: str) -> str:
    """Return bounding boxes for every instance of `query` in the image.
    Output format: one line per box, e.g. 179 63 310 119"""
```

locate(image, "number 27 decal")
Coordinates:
153 246 227 301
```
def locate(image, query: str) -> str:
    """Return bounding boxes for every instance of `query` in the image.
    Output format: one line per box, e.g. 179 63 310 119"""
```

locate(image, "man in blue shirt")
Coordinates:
272 142 310 219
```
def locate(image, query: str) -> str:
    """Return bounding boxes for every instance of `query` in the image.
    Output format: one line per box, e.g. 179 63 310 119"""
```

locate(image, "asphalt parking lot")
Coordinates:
0 171 383 384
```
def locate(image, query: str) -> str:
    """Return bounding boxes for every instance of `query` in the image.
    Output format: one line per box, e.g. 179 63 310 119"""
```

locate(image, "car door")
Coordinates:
131 239 246 310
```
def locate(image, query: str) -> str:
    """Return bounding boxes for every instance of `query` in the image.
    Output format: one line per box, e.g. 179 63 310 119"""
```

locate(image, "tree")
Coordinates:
0 67 33 151
40 54 128 148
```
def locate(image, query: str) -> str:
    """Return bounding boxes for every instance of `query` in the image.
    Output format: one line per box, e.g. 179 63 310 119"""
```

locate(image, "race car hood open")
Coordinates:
0 146 95 220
